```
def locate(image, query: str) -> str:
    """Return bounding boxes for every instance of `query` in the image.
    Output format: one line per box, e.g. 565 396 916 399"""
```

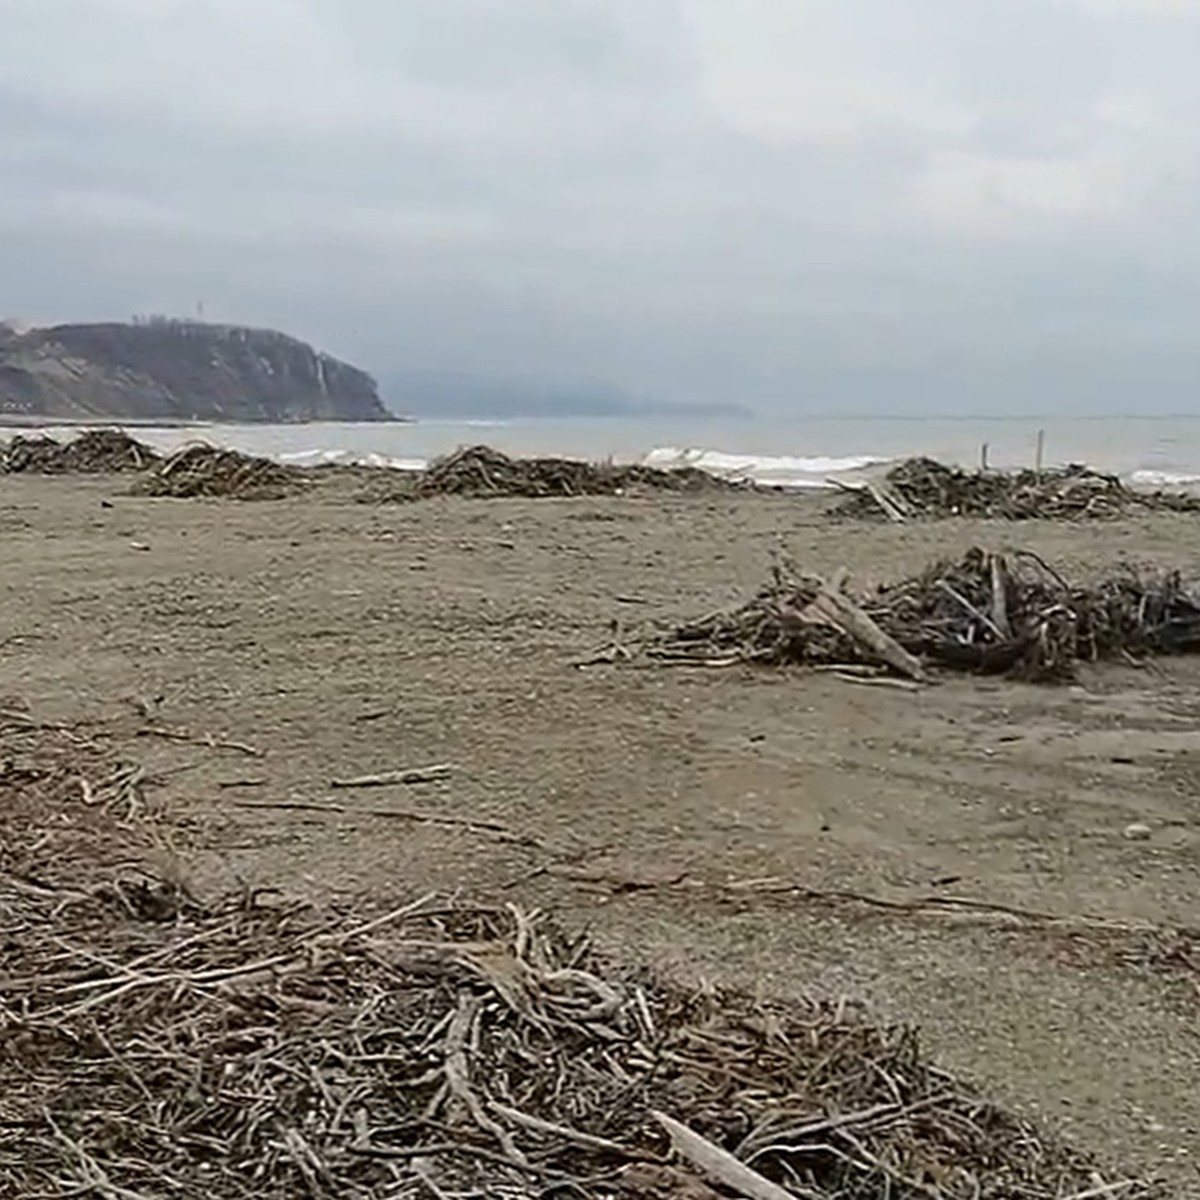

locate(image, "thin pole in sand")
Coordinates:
980 442 990 471
1035 428 1045 477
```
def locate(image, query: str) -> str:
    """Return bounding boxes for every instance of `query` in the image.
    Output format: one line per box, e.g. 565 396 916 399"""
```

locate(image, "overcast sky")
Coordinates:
3 0 1200 414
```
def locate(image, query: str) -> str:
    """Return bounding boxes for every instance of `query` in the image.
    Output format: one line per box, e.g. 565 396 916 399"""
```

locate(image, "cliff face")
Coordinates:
0 320 389 422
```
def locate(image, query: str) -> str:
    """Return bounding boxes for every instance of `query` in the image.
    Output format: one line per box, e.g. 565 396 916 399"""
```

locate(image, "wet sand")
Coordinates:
2 472 1198 1183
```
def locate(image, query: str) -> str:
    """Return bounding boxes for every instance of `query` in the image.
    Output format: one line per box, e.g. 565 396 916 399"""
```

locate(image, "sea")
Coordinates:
6 414 1200 491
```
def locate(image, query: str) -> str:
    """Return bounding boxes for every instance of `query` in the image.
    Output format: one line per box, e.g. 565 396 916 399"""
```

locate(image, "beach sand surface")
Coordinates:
3 473 1198 1184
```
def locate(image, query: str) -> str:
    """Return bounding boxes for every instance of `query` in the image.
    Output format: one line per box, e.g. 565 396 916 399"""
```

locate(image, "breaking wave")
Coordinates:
277 448 426 471
1128 468 1200 490
642 447 889 489
265 441 895 490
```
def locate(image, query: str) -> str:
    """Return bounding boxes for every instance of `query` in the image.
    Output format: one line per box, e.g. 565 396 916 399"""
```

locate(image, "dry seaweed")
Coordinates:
831 457 1200 522
0 428 159 474
641 548 1200 682
373 444 759 501
130 442 307 499
0 714 1163 1199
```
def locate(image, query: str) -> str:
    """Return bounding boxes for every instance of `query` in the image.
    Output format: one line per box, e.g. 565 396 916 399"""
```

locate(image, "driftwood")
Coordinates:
990 552 1012 637
370 444 762 502
652 1112 803 1200
641 548 1200 682
834 672 922 691
865 481 911 523
330 764 453 788
831 456 1200 522
0 429 159 474
804 582 927 682
0 713 1165 1199
130 443 306 499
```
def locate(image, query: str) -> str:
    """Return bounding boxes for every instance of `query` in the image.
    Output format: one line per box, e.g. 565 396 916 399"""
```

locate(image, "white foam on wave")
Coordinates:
268 443 891 487
278 448 426 471
643 446 889 489
411 418 509 428
1128 469 1200 489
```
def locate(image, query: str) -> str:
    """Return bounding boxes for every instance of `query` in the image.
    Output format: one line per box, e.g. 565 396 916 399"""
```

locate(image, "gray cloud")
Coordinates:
2 0 1200 413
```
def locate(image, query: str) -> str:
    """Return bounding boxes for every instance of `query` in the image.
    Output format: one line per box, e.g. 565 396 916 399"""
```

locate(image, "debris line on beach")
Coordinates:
0 712 1163 1199
375 444 759 501
0 428 159 474
638 548 1200 681
830 456 1200 521
130 442 306 499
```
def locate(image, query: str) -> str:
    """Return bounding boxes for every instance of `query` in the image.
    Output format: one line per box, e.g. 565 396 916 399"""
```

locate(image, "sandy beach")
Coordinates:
3 470 1198 1185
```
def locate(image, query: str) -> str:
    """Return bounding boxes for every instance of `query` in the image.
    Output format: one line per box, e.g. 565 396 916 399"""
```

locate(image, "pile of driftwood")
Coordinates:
130 443 306 500
0 428 159 474
1 713 1156 1199
644 548 1200 682
391 444 754 501
831 457 1200 521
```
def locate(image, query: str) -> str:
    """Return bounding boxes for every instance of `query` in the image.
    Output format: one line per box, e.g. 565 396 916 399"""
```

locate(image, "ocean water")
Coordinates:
7 415 1200 491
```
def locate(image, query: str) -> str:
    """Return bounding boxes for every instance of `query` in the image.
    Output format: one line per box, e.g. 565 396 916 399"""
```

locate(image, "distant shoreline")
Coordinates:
0 417 206 430
0 412 746 430
0 416 416 430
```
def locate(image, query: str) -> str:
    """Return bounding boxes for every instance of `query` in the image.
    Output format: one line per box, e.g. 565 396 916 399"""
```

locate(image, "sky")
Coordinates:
3 0 1200 415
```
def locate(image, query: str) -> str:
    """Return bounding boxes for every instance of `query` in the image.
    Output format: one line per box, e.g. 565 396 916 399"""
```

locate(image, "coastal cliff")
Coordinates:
0 319 389 422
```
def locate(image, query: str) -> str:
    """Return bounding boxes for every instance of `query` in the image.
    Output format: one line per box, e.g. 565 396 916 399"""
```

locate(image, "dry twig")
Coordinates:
136 724 264 756
331 764 453 788
233 798 542 847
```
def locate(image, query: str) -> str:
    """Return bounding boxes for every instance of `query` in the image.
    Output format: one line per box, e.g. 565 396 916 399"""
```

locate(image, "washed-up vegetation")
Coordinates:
129 443 308 499
0 428 159 474
0 707 1164 1199
830 457 1200 521
634 548 1200 682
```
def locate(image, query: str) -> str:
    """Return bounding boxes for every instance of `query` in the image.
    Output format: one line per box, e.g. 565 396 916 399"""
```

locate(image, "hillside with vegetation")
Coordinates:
0 318 389 422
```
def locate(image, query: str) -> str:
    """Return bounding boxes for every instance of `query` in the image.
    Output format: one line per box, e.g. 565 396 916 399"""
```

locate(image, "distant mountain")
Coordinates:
0 319 389 423
380 371 749 420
